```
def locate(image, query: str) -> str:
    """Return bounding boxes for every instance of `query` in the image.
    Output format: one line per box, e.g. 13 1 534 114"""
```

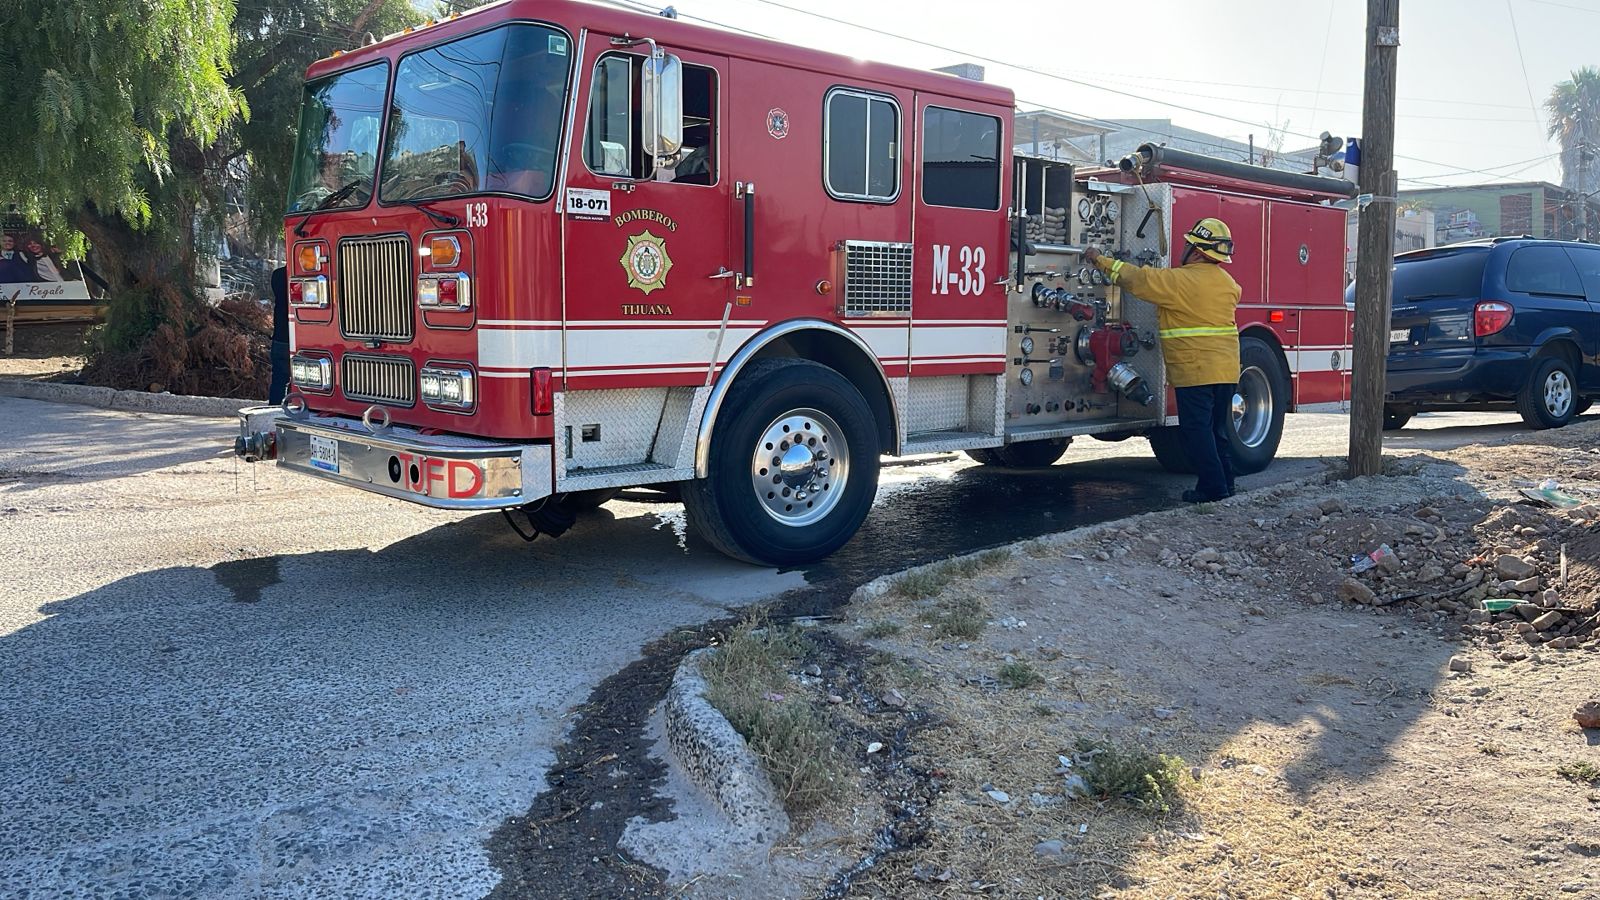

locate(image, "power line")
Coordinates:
1505 0 1547 133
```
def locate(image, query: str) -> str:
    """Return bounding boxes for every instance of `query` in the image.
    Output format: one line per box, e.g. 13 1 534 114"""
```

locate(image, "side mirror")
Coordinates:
640 51 683 172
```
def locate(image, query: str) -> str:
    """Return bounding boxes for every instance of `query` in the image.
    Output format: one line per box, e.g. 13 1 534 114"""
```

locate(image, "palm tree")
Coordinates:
1545 67 1600 240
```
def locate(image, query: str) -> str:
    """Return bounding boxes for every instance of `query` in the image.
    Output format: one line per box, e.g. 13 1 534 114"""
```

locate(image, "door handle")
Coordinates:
709 268 737 280
737 181 756 288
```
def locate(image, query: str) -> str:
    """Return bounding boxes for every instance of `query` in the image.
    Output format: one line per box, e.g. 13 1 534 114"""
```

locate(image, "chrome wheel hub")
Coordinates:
1545 370 1573 418
750 409 849 527
1232 365 1273 449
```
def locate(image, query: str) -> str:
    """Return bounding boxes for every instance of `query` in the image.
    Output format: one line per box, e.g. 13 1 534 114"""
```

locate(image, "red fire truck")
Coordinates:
236 0 1355 565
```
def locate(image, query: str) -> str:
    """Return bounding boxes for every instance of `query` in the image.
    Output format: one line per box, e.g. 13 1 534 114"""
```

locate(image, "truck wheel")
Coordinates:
1146 426 1193 474
1228 336 1289 475
682 358 880 565
963 438 1070 468
1382 406 1413 431
1516 356 1577 429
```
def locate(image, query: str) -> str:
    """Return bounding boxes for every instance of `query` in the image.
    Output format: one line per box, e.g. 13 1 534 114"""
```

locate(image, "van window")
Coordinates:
1347 248 1488 306
1564 245 1600 301
824 89 899 201
583 54 716 185
1506 246 1584 297
922 106 1000 210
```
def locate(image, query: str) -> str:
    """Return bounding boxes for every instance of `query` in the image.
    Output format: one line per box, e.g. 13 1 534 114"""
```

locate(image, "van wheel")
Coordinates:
682 358 879 565
1382 406 1413 431
1517 356 1577 429
963 438 1071 468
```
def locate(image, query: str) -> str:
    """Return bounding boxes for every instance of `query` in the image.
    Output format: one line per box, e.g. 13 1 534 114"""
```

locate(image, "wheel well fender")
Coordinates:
1238 325 1293 408
1532 333 1581 368
694 320 897 478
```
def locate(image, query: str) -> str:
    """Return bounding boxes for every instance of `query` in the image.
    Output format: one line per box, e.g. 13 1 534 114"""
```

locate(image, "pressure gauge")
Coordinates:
1077 197 1093 221
1103 199 1120 223
1020 335 1035 356
1019 367 1035 387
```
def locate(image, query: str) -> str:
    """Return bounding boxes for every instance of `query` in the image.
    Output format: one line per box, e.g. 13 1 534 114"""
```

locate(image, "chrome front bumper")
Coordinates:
235 406 553 510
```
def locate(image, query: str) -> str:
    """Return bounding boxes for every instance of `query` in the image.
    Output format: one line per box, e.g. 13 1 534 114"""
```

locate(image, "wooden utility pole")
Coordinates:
1349 0 1400 477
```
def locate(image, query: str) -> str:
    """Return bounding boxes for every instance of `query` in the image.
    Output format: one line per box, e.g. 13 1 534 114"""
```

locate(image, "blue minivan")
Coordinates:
1356 238 1600 430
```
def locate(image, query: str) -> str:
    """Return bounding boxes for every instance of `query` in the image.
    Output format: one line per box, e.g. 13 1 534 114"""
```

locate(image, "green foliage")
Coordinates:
1546 67 1600 195
1556 760 1600 784
1 0 240 249
997 660 1044 689
1072 738 1188 813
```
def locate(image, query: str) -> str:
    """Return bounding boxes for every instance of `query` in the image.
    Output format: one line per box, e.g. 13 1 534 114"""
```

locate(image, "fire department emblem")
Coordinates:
766 107 789 140
621 230 673 295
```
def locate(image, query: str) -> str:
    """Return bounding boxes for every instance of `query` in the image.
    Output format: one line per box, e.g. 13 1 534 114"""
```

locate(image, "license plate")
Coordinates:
309 434 339 473
1390 328 1411 344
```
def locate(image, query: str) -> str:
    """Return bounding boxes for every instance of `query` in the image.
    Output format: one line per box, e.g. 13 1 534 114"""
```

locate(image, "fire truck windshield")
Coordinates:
286 62 388 213
380 23 573 204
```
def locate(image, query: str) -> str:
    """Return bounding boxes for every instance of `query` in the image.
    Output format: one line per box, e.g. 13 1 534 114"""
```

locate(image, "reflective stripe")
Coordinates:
1159 326 1238 338
1106 259 1125 284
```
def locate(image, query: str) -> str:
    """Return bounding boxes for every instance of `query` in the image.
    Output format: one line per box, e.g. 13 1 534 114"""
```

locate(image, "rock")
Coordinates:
1030 791 1062 808
866 741 884 754
1337 578 1377 605
1575 700 1600 730
1415 506 1439 519
1191 548 1220 568
1292 505 1324 522
1318 499 1346 514
1511 576 1541 593
1034 839 1066 857
1467 609 1490 624
1418 565 1445 583
1152 707 1177 720
985 789 1011 804
1495 555 1537 580
881 689 907 708
802 663 822 677
1542 588 1561 608
827 694 844 704
1377 553 1403 575
1531 611 1564 631
1061 773 1091 798
1448 655 1473 673
1517 603 1543 622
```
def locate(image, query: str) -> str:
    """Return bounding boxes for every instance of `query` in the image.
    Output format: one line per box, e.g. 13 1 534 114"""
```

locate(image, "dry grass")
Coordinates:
1556 759 1600 784
886 549 1013 600
997 660 1045 689
859 620 902 639
700 620 847 817
916 596 987 639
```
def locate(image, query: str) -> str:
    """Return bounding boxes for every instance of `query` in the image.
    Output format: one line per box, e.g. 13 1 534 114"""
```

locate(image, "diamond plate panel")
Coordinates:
906 375 969 433
1114 183 1171 421
558 388 670 471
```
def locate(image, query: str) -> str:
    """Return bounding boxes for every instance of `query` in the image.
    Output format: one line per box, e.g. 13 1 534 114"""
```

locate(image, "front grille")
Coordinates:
342 355 415 406
338 235 413 341
841 240 913 316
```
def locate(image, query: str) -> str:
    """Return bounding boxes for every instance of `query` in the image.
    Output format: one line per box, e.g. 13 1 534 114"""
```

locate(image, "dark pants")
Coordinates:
1175 383 1236 500
269 340 290 404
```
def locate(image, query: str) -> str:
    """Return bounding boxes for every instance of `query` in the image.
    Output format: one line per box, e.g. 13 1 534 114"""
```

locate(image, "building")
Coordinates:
1397 181 1600 244
1344 207 1436 283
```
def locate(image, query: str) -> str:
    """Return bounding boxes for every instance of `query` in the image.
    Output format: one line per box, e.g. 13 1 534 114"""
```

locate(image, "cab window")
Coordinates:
824 88 899 202
584 53 716 185
922 106 1001 210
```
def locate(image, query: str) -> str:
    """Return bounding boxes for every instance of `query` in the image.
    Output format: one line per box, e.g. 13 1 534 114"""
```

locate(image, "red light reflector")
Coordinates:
531 367 553 416
1474 300 1513 337
1269 309 1285 323
288 280 304 304
438 277 458 305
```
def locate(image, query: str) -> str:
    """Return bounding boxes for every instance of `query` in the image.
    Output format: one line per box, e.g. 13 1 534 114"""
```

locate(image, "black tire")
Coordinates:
1090 431 1135 442
682 358 880 565
1516 356 1578 429
1147 426 1193 474
1229 336 1290 475
962 438 1071 468
563 487 621 509
1573 398 1592 416
1382 406 1413 431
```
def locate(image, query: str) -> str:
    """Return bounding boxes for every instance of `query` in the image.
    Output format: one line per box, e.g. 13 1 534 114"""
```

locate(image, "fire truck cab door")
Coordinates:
561 38 731 389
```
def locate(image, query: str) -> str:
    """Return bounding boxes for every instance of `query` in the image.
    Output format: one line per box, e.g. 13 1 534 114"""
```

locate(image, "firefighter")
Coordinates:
1084 217 1241 502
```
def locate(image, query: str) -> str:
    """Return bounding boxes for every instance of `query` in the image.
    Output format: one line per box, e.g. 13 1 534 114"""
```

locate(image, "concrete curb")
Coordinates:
662 648 791 840
0 379 259 418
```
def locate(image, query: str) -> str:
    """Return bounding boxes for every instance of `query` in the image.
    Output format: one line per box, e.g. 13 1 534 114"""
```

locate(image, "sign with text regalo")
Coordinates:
1 226 90 304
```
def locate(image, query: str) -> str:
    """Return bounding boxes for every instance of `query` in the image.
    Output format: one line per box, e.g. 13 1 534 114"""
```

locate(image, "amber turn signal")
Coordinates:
296 244 322 273
429 235 461 268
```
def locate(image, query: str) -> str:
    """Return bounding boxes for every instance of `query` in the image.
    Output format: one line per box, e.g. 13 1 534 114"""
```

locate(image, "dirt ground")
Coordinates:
0 322 88 378
823 423 1600 899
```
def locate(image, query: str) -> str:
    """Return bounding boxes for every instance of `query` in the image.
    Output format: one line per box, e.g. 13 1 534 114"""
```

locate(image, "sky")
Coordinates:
577 0 1600 190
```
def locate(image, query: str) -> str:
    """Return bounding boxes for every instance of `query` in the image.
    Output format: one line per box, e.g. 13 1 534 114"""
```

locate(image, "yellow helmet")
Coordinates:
1183 217 1234 263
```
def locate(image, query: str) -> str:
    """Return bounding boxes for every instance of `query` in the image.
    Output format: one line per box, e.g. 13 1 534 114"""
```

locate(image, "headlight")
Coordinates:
290 354 332 391
289 275 329 308
417 273 471 310
420 365 475 410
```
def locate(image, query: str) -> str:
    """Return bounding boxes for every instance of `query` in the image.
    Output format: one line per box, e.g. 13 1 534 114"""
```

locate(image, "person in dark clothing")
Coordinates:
269 266 290 403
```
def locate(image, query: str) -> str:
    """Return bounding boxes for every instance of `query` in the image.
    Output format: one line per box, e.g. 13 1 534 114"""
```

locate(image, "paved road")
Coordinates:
0 398 1581 897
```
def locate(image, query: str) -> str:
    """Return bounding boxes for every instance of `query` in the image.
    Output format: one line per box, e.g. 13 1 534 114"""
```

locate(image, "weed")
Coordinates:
916 596 987 639
1478 742 1506 757
1190 502 1216 515
1022 539 1053 559
860 620 903 639
1031 703 1057 718
1072 738 1188 813
1556 760 1600 784
700 620 845 816
888 550 1012 600
998 660 1045 689
889 569 947 600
